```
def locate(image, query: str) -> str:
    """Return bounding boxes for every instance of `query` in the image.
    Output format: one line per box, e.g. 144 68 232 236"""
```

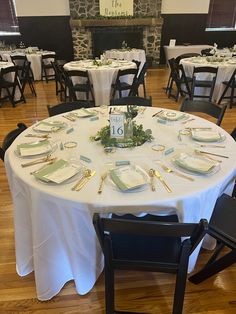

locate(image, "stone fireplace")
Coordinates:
69 0 163 66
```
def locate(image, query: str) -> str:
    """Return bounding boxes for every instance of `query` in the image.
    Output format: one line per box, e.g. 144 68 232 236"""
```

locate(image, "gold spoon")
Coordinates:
71 169 92 191
148 169 156 191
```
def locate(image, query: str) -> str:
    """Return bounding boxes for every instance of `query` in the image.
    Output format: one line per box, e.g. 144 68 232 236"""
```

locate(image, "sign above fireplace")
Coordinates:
100 0 133 17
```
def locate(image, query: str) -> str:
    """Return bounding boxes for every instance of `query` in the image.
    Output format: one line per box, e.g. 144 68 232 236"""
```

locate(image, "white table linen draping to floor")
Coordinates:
180 56 236 102
1 51 55 81
5 107 236 300
64 60 137 107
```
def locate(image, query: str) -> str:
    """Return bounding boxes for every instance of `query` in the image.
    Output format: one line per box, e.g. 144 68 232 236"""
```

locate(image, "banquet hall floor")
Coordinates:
0 67 235 313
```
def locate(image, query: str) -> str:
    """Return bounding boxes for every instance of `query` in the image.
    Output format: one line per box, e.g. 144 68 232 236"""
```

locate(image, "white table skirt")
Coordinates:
5 107 236 300
1 51 55 81
164 45 213 63
64 60 137 106
180 57 236 102
105 49 146 73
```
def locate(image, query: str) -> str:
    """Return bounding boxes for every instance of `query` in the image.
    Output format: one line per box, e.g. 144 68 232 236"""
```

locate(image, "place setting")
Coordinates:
153 109 189 123
33 120 67 133
15 139 56 158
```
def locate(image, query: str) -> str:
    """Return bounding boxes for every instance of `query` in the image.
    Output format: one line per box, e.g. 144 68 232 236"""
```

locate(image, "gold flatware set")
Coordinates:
21 155 57 167
71 169 96 191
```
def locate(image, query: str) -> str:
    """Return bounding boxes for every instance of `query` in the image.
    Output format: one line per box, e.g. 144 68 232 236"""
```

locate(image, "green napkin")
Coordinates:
33 159 68 182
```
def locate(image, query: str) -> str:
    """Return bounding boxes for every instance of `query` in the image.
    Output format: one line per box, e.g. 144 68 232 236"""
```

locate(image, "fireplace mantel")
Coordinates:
70 17 162 28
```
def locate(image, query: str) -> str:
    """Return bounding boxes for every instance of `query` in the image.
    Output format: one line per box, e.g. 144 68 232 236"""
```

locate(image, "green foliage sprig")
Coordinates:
90 122 153 148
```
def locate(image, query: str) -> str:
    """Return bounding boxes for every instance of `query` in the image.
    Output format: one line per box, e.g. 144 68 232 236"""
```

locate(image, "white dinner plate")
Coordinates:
106 164 150 192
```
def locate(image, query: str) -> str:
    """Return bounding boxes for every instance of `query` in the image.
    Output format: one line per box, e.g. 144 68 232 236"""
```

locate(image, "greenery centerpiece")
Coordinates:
93 58 112 66
90 106 153 148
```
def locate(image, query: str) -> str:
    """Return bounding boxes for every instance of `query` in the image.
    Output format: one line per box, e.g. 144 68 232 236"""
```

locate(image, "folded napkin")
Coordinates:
173 153 216 174
191 130 222 142
17 140 51 157
73 108 97 118
110 166 147 191
159 111 186 121
33 121 65 132
33 159 83 183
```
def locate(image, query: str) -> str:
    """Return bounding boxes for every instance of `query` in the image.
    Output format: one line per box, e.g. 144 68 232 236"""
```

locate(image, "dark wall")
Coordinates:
160 14 236 64
0 16 74 61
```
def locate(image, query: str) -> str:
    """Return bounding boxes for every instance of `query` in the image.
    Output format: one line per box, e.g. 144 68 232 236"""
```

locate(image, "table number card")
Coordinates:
110 113 125 139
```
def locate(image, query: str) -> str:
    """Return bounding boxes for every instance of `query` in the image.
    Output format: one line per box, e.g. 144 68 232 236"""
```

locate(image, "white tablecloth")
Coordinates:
104 49 146 73
164 45 213 63
180 56 236 102
1 51 55 81
5 108 236 300
64 60 137 106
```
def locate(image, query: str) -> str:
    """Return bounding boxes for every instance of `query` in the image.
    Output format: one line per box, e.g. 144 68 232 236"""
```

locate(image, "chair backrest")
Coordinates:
0 123 27 161
0 65 18 84
201 48 213 56
180 98 227 126
193 66 218 75
115 67 138 81
47 100 94 116
94 213 207 265
132 59 141 72
191 66 218 101
10 55 27 72
111 96 152 107
175 53 201 64
41 53 56 63
208 194 236 249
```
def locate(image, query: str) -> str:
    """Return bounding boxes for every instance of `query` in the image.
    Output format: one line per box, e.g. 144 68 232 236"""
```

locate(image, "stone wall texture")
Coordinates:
69 0 163 65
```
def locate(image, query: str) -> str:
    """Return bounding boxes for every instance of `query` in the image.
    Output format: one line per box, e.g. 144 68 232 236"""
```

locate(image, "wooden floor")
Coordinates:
0 68 236 313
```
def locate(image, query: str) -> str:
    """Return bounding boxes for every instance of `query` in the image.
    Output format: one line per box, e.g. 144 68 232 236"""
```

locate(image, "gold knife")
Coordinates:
153 169 172 193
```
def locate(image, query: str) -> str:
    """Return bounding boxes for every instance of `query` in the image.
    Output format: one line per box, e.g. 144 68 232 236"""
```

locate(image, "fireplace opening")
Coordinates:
91 27 143 57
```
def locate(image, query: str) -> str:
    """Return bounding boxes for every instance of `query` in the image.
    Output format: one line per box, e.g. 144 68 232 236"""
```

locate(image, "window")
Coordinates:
206 0 236 31
0 0 19 35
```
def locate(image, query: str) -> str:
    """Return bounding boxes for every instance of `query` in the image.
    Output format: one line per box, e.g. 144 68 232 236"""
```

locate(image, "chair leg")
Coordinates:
105 263 115 314
172 242 190 314
218 84 229 104
189 248 236 284
143 81 147 98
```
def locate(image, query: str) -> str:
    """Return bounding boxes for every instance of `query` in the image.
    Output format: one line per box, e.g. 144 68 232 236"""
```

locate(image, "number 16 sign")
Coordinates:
110 113 125 138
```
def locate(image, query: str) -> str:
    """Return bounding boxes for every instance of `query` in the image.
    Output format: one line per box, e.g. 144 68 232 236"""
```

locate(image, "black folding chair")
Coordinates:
47 100 95 117
0 122 27 161
190 66 218 102
218 69 236 108
110 96 152 107
0 65 26 107
93 213 207 314
41 54 56 82
189 194 236 284
65 70 94 103
180 98 227 126
112 68 138 99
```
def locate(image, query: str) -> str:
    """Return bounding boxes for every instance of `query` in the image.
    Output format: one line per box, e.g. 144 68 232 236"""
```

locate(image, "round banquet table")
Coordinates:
64 59 137 107
180 56 236 102
5 107 236 300
104 49 146 73
1 50 55 81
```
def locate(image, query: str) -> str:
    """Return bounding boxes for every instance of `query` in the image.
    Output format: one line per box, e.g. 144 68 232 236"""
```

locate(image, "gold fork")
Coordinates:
153 169 172 193
161 164 194 181
98 173 107 194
